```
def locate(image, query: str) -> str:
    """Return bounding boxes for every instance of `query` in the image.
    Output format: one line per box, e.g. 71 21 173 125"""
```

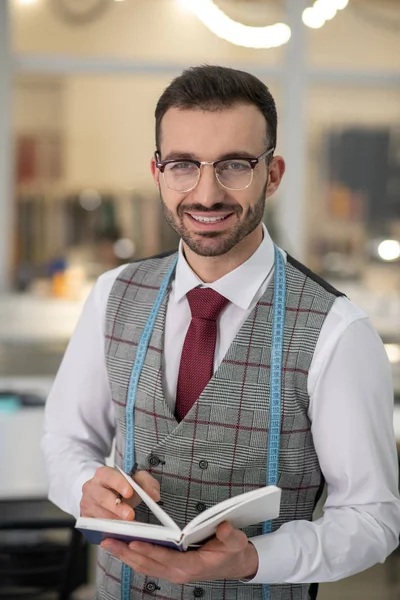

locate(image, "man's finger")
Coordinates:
96 486 134 517
134 471 161 502
95 466 135 499
215 522 248 551
80 484 135 520
80 503 121 520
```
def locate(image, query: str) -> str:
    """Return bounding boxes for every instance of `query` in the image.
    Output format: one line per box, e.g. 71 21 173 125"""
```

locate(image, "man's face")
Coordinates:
151 104 275 258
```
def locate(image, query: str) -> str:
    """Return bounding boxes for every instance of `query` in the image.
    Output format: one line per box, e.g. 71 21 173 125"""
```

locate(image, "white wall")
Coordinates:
63 75 171 190
13 75 64 134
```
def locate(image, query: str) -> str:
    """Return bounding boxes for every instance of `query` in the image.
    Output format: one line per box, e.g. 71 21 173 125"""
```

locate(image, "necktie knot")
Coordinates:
186 288 229 321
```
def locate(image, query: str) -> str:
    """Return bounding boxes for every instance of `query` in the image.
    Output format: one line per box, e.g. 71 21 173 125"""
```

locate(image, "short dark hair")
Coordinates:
155 65 277 153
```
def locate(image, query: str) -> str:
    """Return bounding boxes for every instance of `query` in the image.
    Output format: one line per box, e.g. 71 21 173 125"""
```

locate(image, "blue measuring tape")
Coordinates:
121 257 178 599
120 247 286 600
262 246 286 600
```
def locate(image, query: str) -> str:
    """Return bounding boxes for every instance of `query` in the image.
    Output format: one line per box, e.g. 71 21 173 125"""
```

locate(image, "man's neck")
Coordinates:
182 228 263 284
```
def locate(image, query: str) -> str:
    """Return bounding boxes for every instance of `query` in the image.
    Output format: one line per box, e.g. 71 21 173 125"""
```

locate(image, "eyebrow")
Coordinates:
161 150 260 162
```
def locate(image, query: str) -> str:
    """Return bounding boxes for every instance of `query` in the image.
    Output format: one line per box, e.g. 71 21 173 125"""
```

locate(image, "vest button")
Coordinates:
198 460 208 470
193 587 204 597
145 581 158 593
149 455 161 467
196 502 207 513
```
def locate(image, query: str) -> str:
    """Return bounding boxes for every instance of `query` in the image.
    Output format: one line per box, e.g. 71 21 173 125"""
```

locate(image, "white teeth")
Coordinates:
191 215 226 223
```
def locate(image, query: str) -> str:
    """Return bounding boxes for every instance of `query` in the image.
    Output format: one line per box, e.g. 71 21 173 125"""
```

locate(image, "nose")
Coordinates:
191 164 225 207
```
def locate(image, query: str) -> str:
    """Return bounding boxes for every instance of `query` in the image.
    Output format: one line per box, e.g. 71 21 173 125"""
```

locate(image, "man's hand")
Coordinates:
80 466 160 521
100 521 259 582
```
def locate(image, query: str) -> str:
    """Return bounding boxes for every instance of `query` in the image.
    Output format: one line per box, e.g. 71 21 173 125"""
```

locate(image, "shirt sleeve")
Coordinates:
41 269 123 519
248 314 400 584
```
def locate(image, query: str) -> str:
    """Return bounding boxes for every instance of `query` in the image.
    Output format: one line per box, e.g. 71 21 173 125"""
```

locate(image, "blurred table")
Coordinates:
0 293 85 344
0 498 74 531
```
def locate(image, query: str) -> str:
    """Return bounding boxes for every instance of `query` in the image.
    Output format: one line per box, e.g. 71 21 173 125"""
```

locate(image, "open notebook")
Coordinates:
76 466 281 551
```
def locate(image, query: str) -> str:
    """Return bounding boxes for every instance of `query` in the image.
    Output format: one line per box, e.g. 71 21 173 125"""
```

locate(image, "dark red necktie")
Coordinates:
175 288 229 421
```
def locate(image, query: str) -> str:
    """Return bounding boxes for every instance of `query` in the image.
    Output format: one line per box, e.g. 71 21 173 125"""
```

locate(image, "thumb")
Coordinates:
216 521 248 551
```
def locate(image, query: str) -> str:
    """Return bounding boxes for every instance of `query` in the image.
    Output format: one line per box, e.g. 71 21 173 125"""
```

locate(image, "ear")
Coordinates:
265 155 285 199
150 156 160 186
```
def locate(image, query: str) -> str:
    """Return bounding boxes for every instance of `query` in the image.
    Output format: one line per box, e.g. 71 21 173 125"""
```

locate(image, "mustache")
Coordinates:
178 203 241 214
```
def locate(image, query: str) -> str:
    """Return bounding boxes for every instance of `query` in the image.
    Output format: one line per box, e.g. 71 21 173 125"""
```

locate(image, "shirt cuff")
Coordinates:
243 530 297 584
69 467 99 519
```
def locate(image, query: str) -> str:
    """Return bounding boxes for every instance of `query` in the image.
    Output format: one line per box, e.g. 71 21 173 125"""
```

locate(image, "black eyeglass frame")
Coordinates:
154 147 275 192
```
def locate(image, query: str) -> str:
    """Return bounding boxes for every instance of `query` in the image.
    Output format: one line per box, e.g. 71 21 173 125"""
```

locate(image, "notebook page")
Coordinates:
116 466 180 532
183 486 281 533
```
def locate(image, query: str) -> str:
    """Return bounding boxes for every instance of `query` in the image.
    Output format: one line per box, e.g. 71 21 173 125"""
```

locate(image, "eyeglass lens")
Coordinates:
163 159 253 192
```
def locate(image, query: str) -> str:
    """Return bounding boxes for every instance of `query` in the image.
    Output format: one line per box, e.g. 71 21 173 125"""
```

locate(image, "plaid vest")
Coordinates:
97 251 342 600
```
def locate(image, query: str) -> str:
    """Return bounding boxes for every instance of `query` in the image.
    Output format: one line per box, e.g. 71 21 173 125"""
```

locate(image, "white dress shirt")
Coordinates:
42 225 400 585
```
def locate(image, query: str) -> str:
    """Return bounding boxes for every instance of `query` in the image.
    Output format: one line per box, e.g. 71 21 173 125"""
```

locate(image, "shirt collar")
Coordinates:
173 224 275 310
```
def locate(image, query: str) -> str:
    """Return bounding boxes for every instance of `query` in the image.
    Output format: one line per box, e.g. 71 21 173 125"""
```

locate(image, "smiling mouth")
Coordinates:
187 212 235 223
191 215 228 223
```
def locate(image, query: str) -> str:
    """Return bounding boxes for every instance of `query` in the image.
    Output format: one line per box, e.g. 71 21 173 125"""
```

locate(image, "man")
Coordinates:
42 65 400 600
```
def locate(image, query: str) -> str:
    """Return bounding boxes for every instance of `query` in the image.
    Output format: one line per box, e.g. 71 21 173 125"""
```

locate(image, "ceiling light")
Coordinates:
335 0 349 9
183 0 349 42
303 0 349 30
302 7 326 29
183 0 291 49
378 240 400 261
314 0 337 20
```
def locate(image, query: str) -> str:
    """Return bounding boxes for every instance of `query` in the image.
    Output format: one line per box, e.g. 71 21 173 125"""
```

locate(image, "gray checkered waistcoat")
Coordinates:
97 251 342 600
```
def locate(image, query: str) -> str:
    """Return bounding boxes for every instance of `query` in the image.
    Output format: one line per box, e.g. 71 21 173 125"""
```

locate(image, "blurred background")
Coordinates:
0 0 399 598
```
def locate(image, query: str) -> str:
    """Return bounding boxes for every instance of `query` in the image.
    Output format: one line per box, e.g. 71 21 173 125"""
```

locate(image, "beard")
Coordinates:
160 182 267 257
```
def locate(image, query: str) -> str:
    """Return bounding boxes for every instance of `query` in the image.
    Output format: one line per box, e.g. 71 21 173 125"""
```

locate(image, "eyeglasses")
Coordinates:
154 147 274 193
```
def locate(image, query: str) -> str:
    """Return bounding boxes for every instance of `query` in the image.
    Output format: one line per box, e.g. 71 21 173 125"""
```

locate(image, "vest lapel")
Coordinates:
145 287 179 434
